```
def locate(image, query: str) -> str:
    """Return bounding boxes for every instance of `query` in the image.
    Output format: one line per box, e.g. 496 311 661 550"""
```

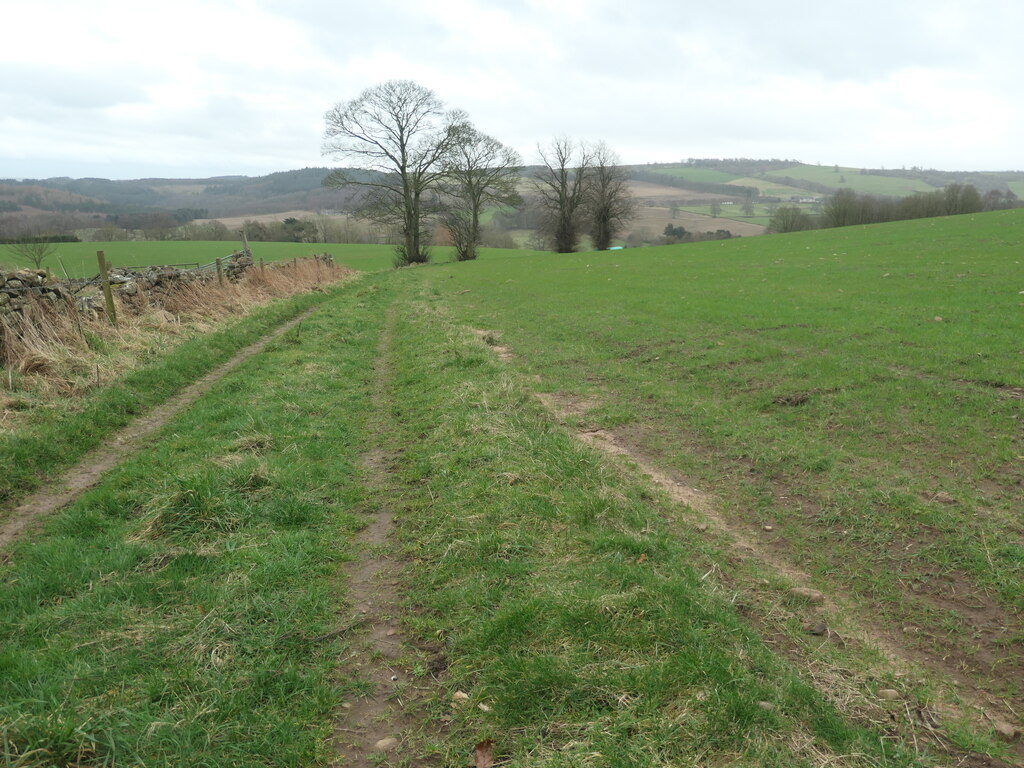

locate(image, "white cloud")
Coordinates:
2 0 1023 178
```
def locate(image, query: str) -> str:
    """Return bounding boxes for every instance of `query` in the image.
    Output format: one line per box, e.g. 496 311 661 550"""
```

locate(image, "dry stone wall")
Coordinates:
0 269 73 316
0 249 257 319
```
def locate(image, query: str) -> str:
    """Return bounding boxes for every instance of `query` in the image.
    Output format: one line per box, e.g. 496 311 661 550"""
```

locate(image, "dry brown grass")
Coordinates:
0 258 352 428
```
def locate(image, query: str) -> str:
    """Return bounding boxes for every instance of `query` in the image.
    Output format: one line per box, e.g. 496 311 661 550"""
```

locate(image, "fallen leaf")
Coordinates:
636 553 647 564
474 738 494 768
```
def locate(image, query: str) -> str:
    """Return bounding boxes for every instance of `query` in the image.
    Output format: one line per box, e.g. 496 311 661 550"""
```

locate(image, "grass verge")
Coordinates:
0 277 387 765
0 275 352 511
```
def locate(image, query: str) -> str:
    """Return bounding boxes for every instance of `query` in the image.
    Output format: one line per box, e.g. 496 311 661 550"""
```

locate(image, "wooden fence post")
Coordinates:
259 258 265 275
216 257 224 286
97 251 117 327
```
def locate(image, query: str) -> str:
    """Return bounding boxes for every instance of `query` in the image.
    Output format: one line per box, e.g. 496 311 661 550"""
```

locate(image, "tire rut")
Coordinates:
532 384 1022 763
0 306 320 550
331 304 429 766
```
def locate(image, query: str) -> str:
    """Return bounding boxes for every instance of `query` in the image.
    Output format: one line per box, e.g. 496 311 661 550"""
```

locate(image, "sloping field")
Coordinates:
633 203 767 237
727 176 818 198
648 167 741 183
627 179 724 202
773 165 940 196
1 211 1022 765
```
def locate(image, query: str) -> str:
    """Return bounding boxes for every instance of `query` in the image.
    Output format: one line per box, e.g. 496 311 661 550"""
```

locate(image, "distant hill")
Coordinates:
5 161 1024 225
641 159 1024 200
0 168 362 219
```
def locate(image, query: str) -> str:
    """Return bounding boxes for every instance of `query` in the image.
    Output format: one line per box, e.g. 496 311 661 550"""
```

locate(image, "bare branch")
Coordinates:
321 80 466 265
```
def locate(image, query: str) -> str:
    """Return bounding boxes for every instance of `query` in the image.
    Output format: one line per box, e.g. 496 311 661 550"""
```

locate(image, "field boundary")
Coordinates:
0 305 321 550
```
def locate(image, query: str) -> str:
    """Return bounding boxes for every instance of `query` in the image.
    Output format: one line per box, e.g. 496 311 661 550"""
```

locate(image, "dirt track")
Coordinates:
0 307 319 550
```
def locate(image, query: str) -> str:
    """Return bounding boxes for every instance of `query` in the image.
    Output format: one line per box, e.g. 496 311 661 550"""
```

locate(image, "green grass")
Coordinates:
647 166 740 184
41 241 395 277
772 165 940 196
416 209 1024 703
363 277 930 766
0 285 344 508
726 176 818 198
679 202 775 228
3 210 1021 764
0 280 388 766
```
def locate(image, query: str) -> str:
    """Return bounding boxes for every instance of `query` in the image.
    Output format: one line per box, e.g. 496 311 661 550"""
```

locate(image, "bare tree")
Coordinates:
321 80 468 266
3 239 57 270
441 128 521 261
768 206 814 233
533 138 593 253
2 220 61 270
742 192 755 218
586 143 636 251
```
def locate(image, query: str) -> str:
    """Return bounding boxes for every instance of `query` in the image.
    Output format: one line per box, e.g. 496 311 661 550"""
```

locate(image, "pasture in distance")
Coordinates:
32 241 396 278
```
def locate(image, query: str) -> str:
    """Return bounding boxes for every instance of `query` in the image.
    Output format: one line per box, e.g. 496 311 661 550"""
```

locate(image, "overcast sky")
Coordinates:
3 0 1022 180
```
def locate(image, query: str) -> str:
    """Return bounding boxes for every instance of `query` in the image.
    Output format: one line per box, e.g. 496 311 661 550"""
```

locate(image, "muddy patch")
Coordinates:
472 328 514 361
330 449 421 766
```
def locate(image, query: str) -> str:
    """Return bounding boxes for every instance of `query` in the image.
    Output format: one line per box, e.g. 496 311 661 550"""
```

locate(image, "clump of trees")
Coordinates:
322 80 471 266
440 128 521 261
660 224 734 244
321 80 636 264
531 138 637 253
768 206 814 233
768 182 1016 235
586 143 637 251
822 184 992 228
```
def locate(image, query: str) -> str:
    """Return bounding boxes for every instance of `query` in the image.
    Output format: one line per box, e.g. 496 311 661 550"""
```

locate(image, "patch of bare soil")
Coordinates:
331 311 435 767
0 307 320 550
330 449 422 766
534 389 1023 764
472 328 513 361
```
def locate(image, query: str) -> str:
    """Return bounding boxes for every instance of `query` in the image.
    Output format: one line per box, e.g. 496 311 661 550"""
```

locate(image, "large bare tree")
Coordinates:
586 142 636 251
321 80 468 265
441 128 522 261
533 138 593 253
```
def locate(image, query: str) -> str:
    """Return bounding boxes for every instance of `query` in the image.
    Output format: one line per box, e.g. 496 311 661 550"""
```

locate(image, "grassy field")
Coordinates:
725 176 820 199
648 166 741 184
1 276 936 767
0 282 387 765
2 210 1022 765
679 202 778 228
18 241 396 278
772 165 940 196
416 209 1024 756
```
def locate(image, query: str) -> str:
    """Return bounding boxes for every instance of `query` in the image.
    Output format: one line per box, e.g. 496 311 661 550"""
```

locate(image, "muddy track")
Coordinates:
331 305 430 766
0 306 320 550
532 386 1023 762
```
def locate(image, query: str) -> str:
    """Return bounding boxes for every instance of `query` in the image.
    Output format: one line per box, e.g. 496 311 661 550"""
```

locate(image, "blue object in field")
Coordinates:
607 246 624 250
